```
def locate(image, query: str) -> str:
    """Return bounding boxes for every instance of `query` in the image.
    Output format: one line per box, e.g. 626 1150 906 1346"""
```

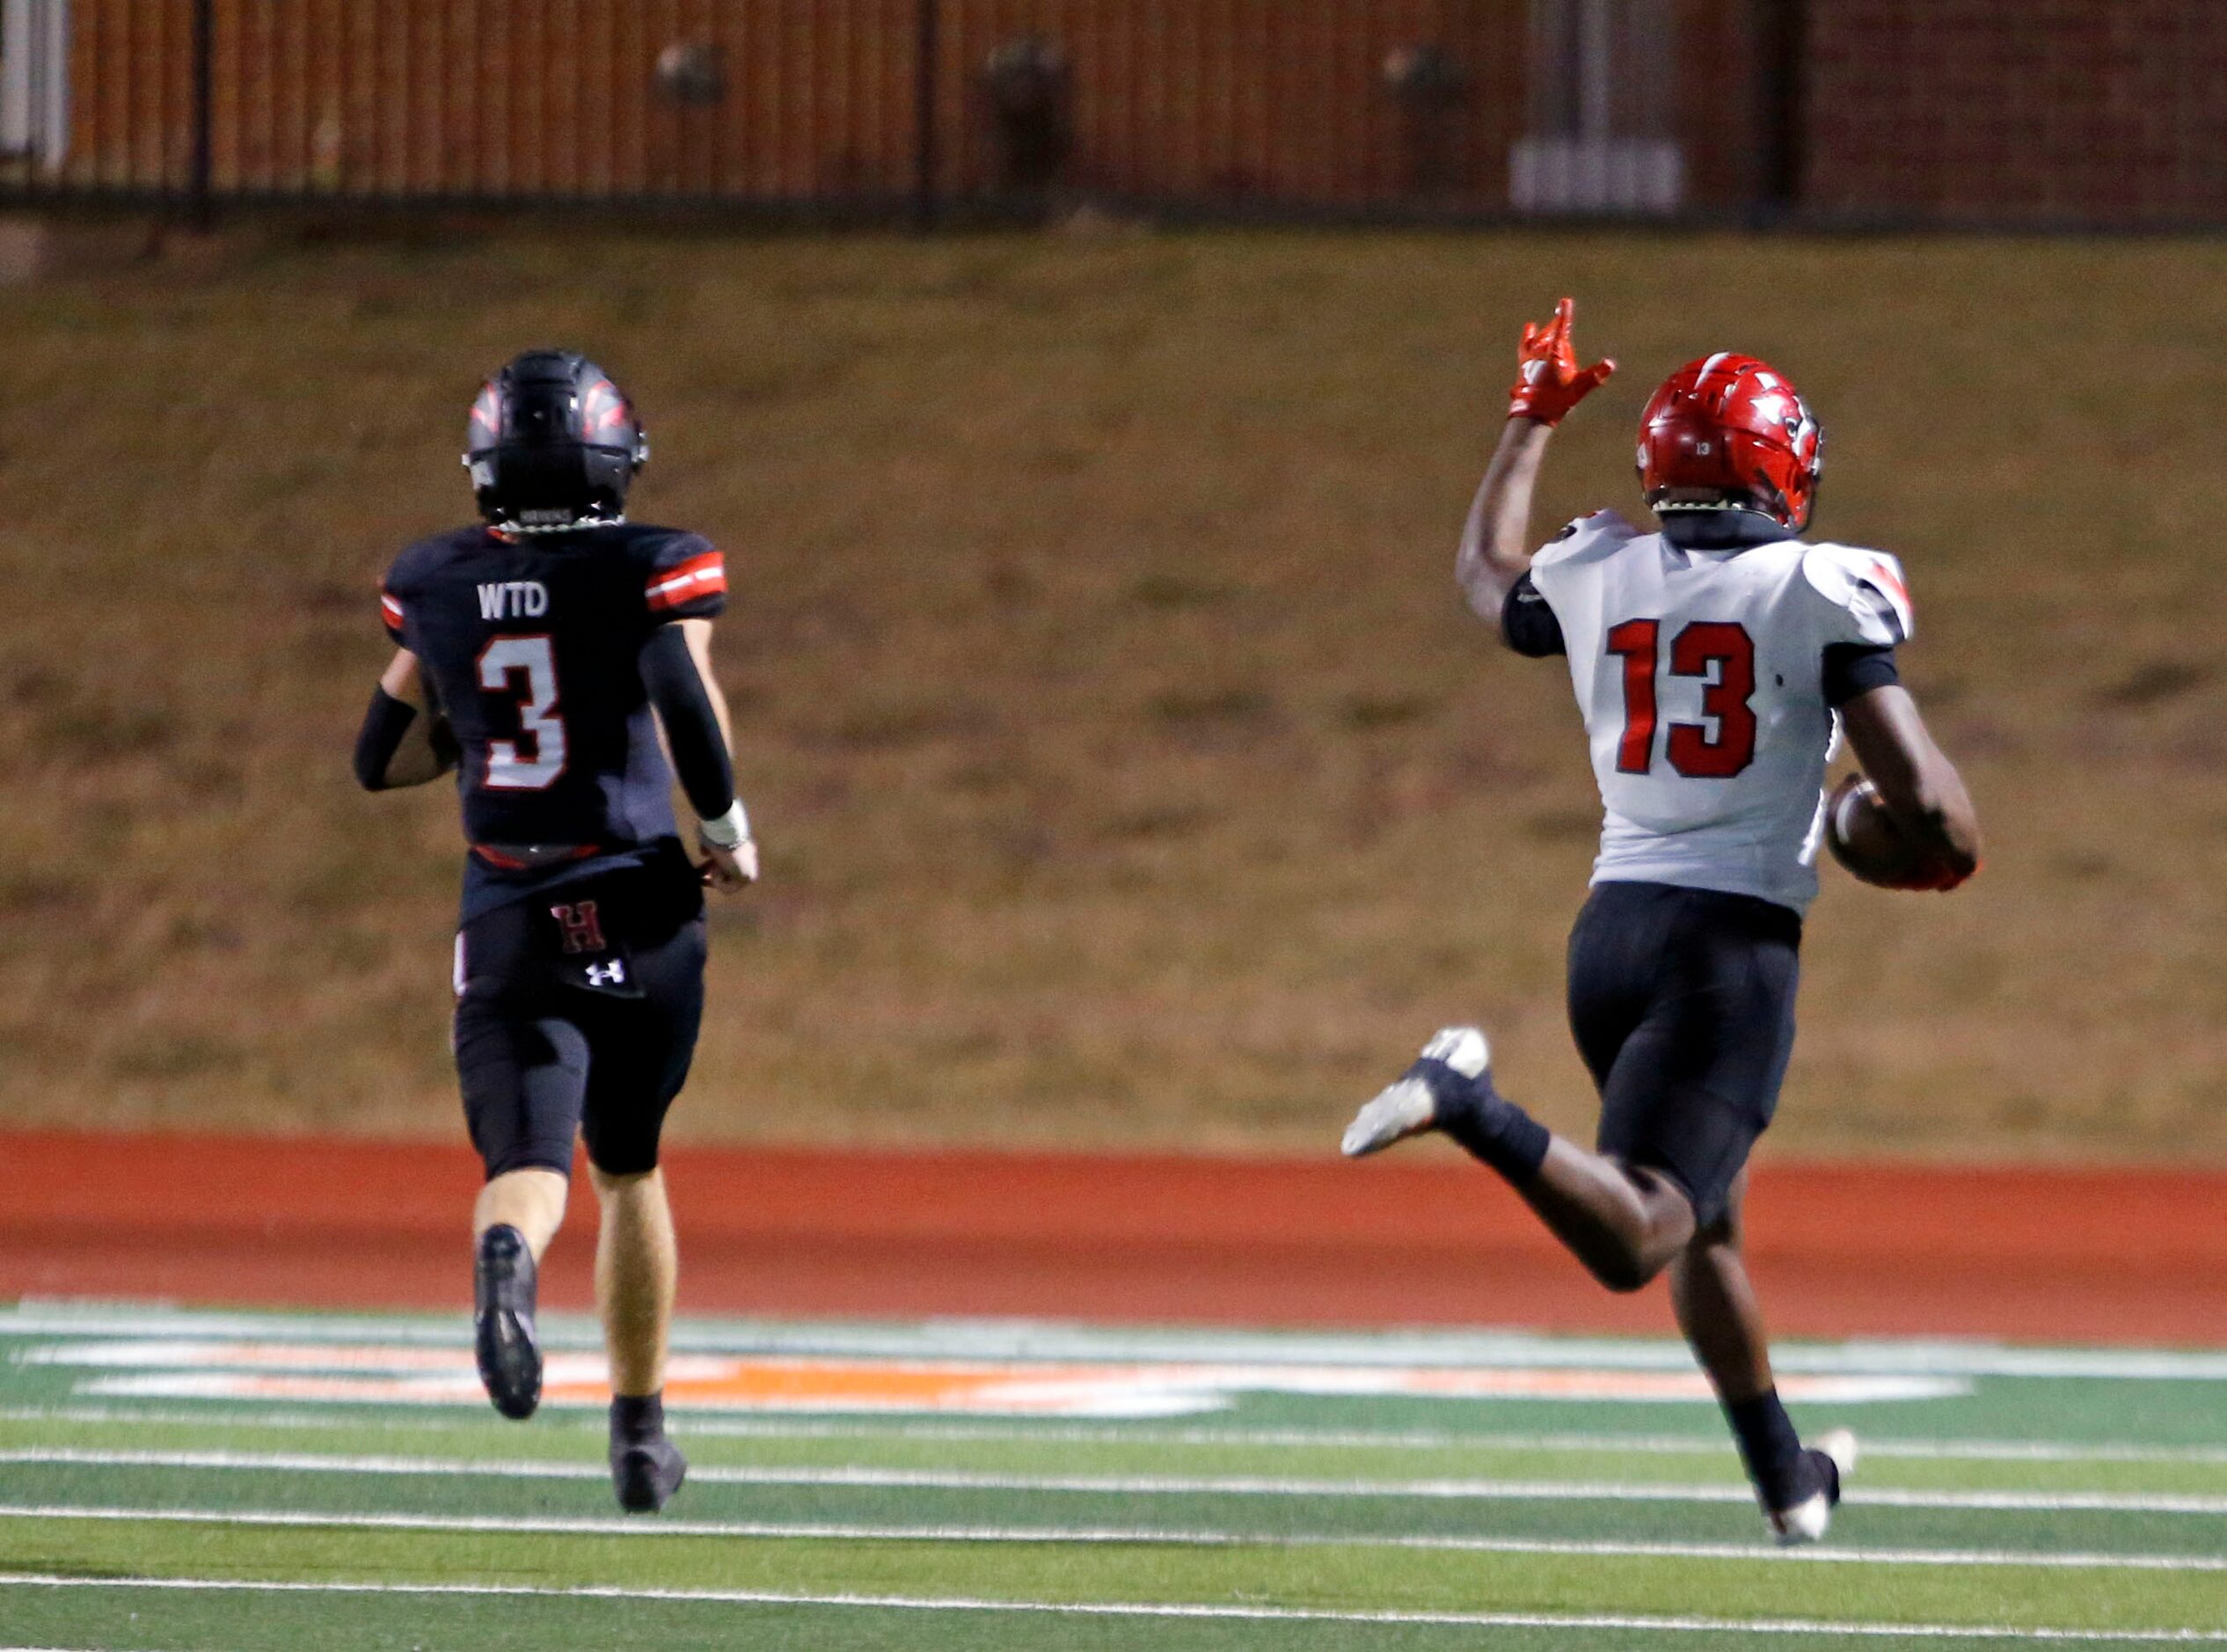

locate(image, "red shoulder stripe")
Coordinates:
646 551 727 613
1866 556 1910 611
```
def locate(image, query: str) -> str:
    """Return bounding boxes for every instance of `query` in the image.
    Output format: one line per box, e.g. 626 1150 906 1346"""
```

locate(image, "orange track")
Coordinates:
1 1132 2221 1345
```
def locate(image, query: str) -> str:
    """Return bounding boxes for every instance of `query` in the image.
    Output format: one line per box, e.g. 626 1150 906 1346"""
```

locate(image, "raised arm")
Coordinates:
1455 420 1555 623
354 650 458 790
1838 684 1982 883
1455 297 1615 635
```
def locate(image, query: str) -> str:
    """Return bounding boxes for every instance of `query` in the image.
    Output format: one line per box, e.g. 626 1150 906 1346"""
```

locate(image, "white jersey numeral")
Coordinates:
477 635 566 791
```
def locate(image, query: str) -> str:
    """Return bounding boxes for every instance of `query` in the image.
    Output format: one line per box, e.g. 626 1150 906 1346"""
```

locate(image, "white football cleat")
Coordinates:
1768 1428 1857 1546
1341 1027 1490 1159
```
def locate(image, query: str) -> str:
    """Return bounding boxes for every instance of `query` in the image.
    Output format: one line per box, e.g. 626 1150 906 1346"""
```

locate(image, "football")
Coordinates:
1824 773 1930 888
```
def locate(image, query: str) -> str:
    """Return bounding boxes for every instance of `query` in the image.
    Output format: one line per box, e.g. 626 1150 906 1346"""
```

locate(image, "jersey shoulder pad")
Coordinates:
1531 508 1641 572
632 526 728 621
1800 542 1914 646
378 527 476 644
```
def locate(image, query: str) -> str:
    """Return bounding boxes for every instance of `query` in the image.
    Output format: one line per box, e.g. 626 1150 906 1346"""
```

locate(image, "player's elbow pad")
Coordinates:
639 625 735 822
354 687 416 792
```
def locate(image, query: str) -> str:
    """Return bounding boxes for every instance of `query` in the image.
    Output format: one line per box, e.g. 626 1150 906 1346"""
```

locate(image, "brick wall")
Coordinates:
57 0 1541 208
39 0 2227 226
53 0 1762 213
929 0 1533 208
67 0 926 200
1806 0 2227 226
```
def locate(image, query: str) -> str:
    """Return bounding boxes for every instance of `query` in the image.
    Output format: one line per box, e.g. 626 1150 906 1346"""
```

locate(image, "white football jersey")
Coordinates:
1525 509 1913 914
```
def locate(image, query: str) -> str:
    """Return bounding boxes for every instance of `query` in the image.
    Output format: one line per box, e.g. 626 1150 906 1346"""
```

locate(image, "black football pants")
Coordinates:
453 859 707 1181
1566 881 1802 1232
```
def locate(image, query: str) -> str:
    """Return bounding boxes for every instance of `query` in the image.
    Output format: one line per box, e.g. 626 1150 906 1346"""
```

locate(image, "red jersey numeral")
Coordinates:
1608 619 1759 779
1667 620 1759 778
1604 619 1660 774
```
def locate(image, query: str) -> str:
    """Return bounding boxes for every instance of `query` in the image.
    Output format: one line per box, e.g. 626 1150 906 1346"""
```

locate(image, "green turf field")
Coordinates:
0 1305 2223 1648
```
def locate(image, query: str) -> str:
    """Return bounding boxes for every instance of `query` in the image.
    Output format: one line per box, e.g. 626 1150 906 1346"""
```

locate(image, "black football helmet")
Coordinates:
464 350 649 531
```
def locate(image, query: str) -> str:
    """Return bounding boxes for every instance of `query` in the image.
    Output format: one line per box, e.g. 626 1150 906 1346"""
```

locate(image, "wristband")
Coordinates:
697 799 751 849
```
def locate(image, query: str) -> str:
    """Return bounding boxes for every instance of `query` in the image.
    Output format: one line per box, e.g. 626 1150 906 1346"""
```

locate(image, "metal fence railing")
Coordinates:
4 0 1745 223
4 1 2224 230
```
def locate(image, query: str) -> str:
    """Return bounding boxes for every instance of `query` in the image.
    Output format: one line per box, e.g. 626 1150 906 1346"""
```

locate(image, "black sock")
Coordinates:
610 1392 666 1444
1436 1075 1552 1183
1725 1387 1807 1509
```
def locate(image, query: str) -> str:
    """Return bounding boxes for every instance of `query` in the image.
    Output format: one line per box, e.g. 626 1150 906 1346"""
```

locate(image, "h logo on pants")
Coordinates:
551 900 606 954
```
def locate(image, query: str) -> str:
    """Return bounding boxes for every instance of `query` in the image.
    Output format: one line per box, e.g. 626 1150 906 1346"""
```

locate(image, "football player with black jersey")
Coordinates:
354 350 756 1513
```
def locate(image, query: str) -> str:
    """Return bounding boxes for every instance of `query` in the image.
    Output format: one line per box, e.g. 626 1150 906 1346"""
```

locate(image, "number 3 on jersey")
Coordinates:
477 635 567 790
1605 619 1757 778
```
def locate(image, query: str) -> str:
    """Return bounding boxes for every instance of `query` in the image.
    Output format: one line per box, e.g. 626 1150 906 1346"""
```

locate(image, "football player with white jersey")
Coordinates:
1342 299 1980 1545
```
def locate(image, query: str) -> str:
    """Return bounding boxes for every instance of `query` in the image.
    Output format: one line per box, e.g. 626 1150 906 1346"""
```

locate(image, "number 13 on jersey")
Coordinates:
1605 618 1758 778
477 635 568 790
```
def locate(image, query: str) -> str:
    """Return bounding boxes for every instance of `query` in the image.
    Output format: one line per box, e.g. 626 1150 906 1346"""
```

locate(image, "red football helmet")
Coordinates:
1638 354 1822 531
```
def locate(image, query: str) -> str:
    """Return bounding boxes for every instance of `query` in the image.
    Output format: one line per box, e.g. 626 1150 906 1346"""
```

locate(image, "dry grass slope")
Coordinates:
3 224 2223 1159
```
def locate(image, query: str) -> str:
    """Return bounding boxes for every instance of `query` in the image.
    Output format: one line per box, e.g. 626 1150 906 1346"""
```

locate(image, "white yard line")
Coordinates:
6 1405 2224 1467
673 1421 2227 1468
6 1304 2227 1380
9 1446 2227 1515
0 1502 2220 1573
0 1571 2220 1641
0 1405 566 1434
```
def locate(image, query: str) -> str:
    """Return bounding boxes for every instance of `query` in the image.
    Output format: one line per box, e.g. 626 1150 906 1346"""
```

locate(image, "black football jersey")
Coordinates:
380 523 727 917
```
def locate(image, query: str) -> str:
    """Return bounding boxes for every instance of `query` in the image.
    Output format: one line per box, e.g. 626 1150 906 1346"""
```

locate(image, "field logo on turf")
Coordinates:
21 1339 1965 1416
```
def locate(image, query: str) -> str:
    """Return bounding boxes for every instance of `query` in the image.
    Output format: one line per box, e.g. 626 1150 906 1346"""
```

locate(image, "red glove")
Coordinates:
1508 296 1615 427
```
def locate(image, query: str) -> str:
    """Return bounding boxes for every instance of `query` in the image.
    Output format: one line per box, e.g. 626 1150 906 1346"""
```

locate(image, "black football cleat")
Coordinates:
1342 1027 1493 1157
1768 1429 1857 1546
611 1433 689 1514
473 1224 542 1421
